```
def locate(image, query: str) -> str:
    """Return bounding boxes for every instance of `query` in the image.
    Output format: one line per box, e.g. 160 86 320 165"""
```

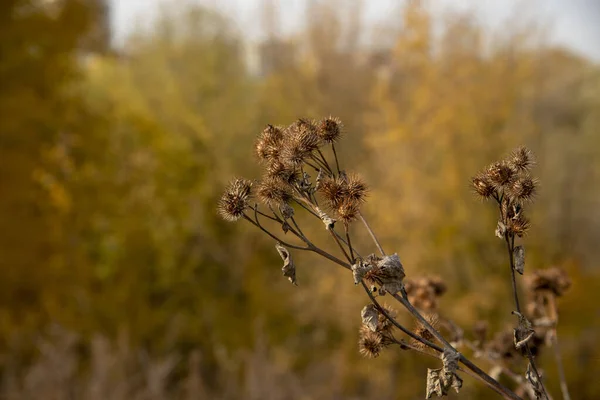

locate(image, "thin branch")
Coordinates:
344 224 355 263
504 234 548 400
547 295 570 400
329 229 352 263
331 143 341 175
358 211 386 256
242 214 307 250
361 281 442 352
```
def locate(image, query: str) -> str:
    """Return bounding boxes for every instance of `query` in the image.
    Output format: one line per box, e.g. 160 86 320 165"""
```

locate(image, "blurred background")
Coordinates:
1 0 599 398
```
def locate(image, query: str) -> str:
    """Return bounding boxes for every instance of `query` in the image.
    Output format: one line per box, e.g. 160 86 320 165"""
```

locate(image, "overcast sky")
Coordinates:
109 0 600 61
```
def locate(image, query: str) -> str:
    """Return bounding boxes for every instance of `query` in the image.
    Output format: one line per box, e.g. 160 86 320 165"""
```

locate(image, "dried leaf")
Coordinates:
376 254 405 295
526 363 544 400
512 311 534 349
351 260 372 284
361 304 379 332
514 245 525 275
426 368 444 398
275 243 297 286
279 203 294 219
495 220 507 239
425 350 462 398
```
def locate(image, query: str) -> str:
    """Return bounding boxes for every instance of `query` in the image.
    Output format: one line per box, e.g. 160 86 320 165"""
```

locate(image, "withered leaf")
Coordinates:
351 260 372 285
377 253 405 295
361 304 379 332
425 350 463 398
513 245 525 275
275 243 297 286
526 363 544 400
495 220 507 239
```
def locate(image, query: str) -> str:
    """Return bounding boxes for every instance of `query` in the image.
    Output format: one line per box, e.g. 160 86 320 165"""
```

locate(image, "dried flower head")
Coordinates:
412 314 438 350
358 326 383 358
280 119 320 166
377 304 397 336
336 199 359 225
345 173 368 204
267 161 299 186
471 173 496 199
507 175 537 203
486 161 516 188
363 254 405 295
507 146 535 172
507 213 530 237
403 277 446 312
527 267 571 297
318 176 347 209
255 125 284 162
218 178 253 221
317 116 343 143
257 176 292 207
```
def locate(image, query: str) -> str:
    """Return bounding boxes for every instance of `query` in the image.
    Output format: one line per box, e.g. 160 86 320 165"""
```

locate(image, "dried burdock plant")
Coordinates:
471 147 571 400
219 119 570 399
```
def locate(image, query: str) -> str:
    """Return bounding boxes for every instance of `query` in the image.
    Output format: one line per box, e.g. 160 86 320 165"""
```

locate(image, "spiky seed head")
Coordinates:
218 178 253 221
317 116 343 143
318 176 347 209
486 161 516 188
507 175 537 203
377 304 397 335
346 173 368 203
412 314 438 350
471 173 496 199
507 213 530 237
257 177 292 206
281 119 320 166
255 125 284 162
527 267 571 297
337 199 359 225
358 326 383 358
266 160 299 184
508 146 535 172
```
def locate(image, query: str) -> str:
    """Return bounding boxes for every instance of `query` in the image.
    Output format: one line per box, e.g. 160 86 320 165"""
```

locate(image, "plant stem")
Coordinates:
364 284 521 399
358 211 386 256
504 234 548 400
344 224 355 263
548 295 570 400
329 229 352 263
331 143 341 175
361 282 442 352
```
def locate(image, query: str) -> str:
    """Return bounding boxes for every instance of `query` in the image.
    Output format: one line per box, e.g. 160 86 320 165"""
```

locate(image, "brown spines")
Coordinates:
257 177 292 207
280 119 320 167
506 175 537 203
358 326 384 358
486 161 516 189
471 173 495 199
318 173 368 225
411 314 439 350
218 178 253 221
317 116 343 143
318 176 347 209
507 146 535 172
507 213 530 237
255 125 284 163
